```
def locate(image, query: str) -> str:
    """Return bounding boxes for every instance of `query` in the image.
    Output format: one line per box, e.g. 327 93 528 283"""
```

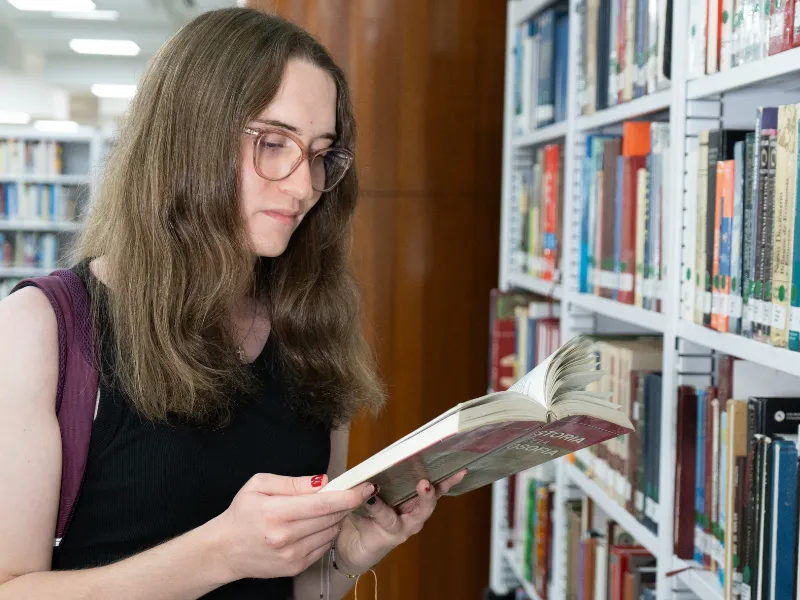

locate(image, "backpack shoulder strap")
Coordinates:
11 268 99 547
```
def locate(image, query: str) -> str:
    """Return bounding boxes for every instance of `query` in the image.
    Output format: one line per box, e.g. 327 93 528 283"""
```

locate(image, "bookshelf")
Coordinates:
491 0 800 599
0 126 104 298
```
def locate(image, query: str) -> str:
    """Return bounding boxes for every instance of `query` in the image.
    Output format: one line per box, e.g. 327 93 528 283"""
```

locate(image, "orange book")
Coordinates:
711 163 724 330
621 121 651 156
718 161 735 333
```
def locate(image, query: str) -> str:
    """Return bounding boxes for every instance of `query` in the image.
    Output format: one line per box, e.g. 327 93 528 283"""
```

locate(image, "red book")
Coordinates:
609 545 653 600
784 0 796 50
618 156 646 304
542 144 561 282
769 0 786 55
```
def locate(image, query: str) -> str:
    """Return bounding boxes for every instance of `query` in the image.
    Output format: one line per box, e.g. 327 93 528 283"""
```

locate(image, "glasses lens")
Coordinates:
256 131 302 180
311 149 353 192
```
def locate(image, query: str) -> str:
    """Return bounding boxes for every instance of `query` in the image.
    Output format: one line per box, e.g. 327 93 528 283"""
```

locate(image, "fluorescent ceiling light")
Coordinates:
8 0 95 10
92 84 136 99
0 111 31 125
34 120 79 133
70 39 140 56
54 9 119 20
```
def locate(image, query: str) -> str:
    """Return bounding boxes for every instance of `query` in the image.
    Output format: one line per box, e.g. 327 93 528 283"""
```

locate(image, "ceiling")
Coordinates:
0 0 238 94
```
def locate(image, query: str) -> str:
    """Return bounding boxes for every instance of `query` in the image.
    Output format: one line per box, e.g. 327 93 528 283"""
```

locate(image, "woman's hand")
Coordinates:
206 473 375 583
332 469 468 575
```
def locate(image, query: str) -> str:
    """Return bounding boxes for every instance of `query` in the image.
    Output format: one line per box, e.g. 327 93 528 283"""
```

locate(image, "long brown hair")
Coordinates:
75 8 384 427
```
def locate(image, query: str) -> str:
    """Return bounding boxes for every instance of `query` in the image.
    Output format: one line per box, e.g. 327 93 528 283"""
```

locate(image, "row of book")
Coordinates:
0 232 60 272
683 105 800 349
565 498 657 600
0 139 65 175
576 0 672 117
1 182 81 223
511 143 563 283
674 358 800 600
510 464 555 599
688 0 800 79
573 336 663 537
578 121 670 310
512 2 569 136
489 290 561 596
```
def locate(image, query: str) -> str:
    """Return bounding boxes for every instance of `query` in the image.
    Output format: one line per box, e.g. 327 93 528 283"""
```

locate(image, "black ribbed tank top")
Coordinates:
52 262 331 599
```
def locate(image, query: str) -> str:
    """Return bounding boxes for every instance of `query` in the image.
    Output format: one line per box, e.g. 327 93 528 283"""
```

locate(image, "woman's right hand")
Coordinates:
207 473 376 583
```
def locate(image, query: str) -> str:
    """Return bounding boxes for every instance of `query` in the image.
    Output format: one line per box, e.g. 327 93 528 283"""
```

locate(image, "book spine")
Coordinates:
731 143 746 334
635 165 649 307
695 389 707 564
761 128 778 340
770 104 797 348
712 162 725 331
721 0 736 70
767 440 798 600
707 0 722 73
784 0 796 50
743 133 756 336
647 0 659 91
768 0 785 54
696 132 711 324
614 156 625 300
543 144 560 282
720 161 735 333
706 131 722 328
790 113 800 351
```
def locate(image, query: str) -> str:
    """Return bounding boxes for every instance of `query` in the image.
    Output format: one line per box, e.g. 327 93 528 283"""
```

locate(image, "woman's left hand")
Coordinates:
332 469 468 575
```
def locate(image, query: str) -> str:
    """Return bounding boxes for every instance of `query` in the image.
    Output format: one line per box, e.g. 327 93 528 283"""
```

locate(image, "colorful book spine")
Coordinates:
730 142 745 334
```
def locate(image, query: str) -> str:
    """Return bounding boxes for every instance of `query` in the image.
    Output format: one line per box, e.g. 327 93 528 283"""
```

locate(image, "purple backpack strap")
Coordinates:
11 268 99 547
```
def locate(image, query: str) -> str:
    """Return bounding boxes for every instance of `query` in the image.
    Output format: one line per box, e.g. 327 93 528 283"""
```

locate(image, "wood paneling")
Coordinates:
246 2 506 598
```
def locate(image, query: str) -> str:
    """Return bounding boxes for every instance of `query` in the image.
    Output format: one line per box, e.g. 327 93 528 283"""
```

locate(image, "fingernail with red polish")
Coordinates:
424 484 431 493
311 474 325 488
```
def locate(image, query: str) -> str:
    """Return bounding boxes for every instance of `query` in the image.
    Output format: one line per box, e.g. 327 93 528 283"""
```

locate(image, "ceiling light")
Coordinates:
69 39 140 56
34 120 79 133
92 84 136 99
53 9 119 20
0 111 31 125
8 0 95 10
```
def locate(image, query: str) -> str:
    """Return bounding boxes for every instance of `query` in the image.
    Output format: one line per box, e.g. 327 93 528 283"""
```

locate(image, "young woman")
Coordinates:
0 8 465 600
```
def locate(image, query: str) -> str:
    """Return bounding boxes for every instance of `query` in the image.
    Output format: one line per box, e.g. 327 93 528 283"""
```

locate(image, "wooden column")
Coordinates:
245 2 506 598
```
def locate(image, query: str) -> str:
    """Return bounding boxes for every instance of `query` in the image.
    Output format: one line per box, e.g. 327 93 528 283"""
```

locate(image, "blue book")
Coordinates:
767 439 797 600
730 141 745 334
695 389 707 564
613 155 624 301
634 0 648 98
554 12 569 123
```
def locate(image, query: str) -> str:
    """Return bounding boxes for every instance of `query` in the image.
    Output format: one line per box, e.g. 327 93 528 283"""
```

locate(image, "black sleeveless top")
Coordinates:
52 263 332 599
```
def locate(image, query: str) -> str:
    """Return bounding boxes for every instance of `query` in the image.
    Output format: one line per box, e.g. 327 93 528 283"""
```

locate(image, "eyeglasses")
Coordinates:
244 126 354 193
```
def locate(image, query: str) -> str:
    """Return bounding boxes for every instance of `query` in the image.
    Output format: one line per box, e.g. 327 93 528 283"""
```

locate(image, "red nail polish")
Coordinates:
311 474 325 488
425 485 431 493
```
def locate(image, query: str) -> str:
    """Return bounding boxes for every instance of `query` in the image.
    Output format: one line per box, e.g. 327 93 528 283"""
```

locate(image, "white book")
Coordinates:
720 0 736 70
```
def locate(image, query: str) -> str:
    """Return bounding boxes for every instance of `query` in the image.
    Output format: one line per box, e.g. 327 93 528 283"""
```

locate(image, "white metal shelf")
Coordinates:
503 549 544 600
0 220 81 232
512 121 568 148
568 292 667 332
0 128 96 142
0 174 90 185
564 461 660 557
677 320 800 377
507 273 563 299
512 0 559 25
671 558 723 600
575 89 671 131
687 46 800 100
0 267 53 278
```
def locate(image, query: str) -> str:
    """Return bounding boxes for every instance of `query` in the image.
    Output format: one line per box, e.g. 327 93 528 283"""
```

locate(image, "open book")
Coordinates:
321 335 633 506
